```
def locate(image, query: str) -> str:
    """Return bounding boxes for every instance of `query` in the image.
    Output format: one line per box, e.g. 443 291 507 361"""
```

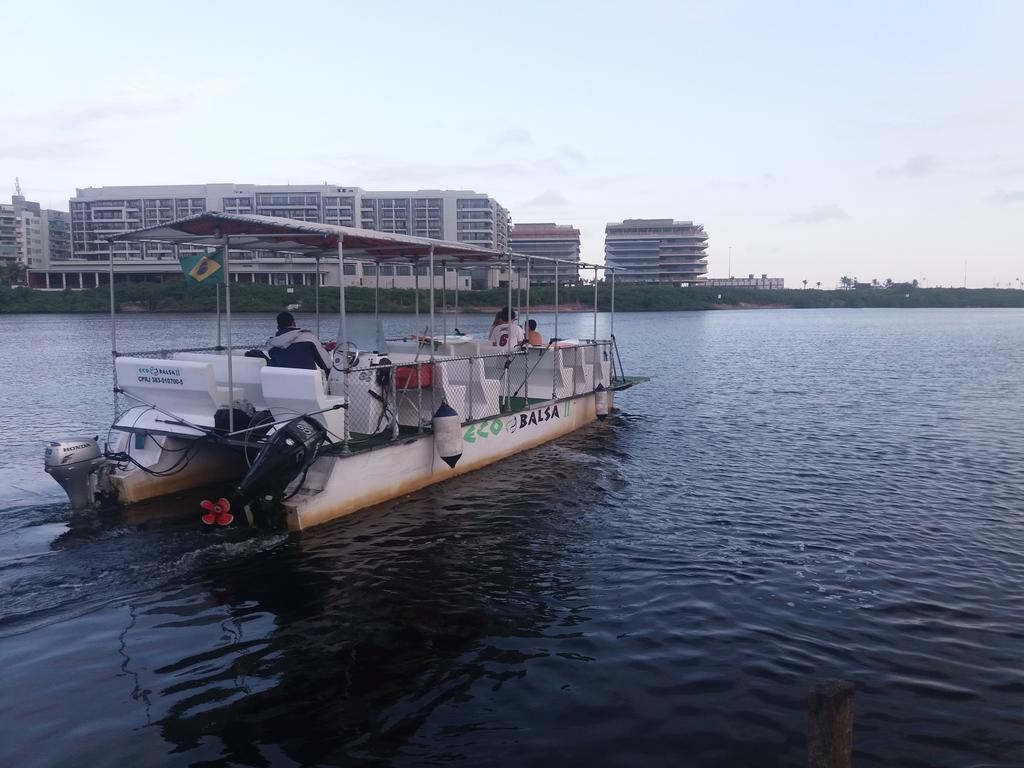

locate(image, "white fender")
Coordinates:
433 402 463 468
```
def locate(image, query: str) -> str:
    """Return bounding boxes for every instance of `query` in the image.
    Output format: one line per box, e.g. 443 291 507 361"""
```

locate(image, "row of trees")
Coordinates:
836 276 918 290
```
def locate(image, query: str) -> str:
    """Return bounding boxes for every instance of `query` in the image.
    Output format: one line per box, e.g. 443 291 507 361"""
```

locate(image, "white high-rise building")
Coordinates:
68 184 509 260
1 192 71 274
604 219 708 283
30 183 510 290
510 222 581 283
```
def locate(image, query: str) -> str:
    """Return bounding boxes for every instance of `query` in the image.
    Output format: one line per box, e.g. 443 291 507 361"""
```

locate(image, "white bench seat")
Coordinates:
173 352 268 410
115 356 243 428
261 367 347 442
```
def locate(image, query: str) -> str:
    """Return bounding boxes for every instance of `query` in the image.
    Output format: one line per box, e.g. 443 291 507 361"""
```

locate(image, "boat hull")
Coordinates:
286 393 604 531
109 440 247 504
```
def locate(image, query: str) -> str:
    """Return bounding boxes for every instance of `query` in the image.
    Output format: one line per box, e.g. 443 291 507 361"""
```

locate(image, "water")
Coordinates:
1 309 1022 767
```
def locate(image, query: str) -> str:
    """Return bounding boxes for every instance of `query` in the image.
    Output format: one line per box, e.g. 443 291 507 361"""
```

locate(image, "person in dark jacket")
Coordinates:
266 312 333 371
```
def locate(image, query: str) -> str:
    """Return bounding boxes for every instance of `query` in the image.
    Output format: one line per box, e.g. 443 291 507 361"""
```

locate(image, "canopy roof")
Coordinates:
111 212 503 262
110 211 622 271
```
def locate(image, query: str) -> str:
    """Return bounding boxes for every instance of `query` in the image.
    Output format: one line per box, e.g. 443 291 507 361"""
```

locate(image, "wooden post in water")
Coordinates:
807 679 854 768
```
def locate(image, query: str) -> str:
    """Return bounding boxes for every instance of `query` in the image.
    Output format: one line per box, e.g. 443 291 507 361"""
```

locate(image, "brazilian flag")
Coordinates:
181 249 225 285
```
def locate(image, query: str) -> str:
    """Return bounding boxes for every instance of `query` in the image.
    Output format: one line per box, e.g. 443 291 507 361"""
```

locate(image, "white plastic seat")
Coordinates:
444 356 499 419
173 352 268 410
260 367 346 441
115 356 243 428
524 348 573 399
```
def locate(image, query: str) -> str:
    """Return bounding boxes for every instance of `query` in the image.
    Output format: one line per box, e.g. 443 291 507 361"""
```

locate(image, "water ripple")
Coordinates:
1 310 1023 766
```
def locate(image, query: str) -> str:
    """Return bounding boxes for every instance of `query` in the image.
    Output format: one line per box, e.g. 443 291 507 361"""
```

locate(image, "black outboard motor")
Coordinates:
201 416 326 528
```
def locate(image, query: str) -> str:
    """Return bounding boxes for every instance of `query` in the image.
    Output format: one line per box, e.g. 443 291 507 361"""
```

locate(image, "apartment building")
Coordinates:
509 222 581 283
0 193 72 274
66 184 508 258
31 183 510 290
604 219 708 283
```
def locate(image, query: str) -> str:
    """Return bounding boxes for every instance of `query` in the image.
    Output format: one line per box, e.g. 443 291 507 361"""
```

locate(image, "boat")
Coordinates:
43 213 646 531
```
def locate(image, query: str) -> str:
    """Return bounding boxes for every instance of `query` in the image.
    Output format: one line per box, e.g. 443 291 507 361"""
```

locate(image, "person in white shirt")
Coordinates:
488 307 525 348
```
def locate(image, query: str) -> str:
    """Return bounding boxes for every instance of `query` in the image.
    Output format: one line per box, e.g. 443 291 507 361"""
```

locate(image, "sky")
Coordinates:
2 0 1023 288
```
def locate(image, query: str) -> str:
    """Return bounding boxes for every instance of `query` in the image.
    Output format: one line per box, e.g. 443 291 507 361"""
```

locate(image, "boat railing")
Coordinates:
109 340 620 453
116 343 265 359
338 340 616 446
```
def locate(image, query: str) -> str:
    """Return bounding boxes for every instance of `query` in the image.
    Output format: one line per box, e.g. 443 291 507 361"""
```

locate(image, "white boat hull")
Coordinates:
286 392 607 531
110 440 246 504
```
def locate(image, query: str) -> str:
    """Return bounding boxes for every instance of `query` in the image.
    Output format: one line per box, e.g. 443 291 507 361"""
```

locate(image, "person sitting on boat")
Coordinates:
526 319 544 346
488 307 524 348
266 311 333 371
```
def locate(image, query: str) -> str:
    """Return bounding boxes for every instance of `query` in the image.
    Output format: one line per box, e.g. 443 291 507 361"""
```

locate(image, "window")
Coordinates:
457 198 491 209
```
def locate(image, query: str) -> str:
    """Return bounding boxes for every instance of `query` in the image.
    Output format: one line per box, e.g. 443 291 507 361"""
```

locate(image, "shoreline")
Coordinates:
2 284 1023 314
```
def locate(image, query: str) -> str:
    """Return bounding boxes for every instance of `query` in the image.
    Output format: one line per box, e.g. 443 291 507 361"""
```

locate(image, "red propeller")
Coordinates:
200 497 234 526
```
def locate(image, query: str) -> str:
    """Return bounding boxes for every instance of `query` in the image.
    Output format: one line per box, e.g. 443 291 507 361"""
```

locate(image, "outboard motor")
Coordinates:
204 416 326 528
44 437 104 509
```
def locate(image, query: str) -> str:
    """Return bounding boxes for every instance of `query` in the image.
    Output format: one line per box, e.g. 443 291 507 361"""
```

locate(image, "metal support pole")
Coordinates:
593 265 599 342
441 259 447 342
467 357 474 421
374 259 380 323
389 364 399 441
524 256 531 402
417 362 424 433
454 263 460 332
428 247 437 415
315 255 321 338
610 270 616 338
573 346 578 396
216 281 222 349
109 240 117 421
428 246 436 361
554 259 560 341
337 241 347 353
222 235 234 434
337 237 349 450
506 250 513 410
553 259 559 400
414 258 420 335
524 257 531 339
517 263 522 314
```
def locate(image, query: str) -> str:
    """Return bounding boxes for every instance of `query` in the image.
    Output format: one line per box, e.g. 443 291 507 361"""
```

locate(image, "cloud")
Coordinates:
16 82 227 130
879 153 943 178
523 191 569 208
761 173 781 183
493 128 533 146
557 146 587 164
313 154 526 187
789 205 849 224
0 137 95 161
586 173 632 188
988 190 1024 204
976 154 1024 177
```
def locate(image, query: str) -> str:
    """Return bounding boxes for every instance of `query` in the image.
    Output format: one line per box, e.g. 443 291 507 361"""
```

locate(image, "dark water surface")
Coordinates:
1 309 1022 767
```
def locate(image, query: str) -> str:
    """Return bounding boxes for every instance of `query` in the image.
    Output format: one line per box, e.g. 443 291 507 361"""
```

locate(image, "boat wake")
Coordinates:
0 499 288 639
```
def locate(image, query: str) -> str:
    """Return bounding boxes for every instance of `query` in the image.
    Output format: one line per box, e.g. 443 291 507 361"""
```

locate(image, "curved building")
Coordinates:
604 218 708 283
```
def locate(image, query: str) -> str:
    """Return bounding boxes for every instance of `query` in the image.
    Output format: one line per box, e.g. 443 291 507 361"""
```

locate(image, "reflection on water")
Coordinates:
1 309 1023 767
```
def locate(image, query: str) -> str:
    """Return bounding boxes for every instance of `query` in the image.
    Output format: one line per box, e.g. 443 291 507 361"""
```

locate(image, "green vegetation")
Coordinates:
1 282 1023 315
0 262 26 287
